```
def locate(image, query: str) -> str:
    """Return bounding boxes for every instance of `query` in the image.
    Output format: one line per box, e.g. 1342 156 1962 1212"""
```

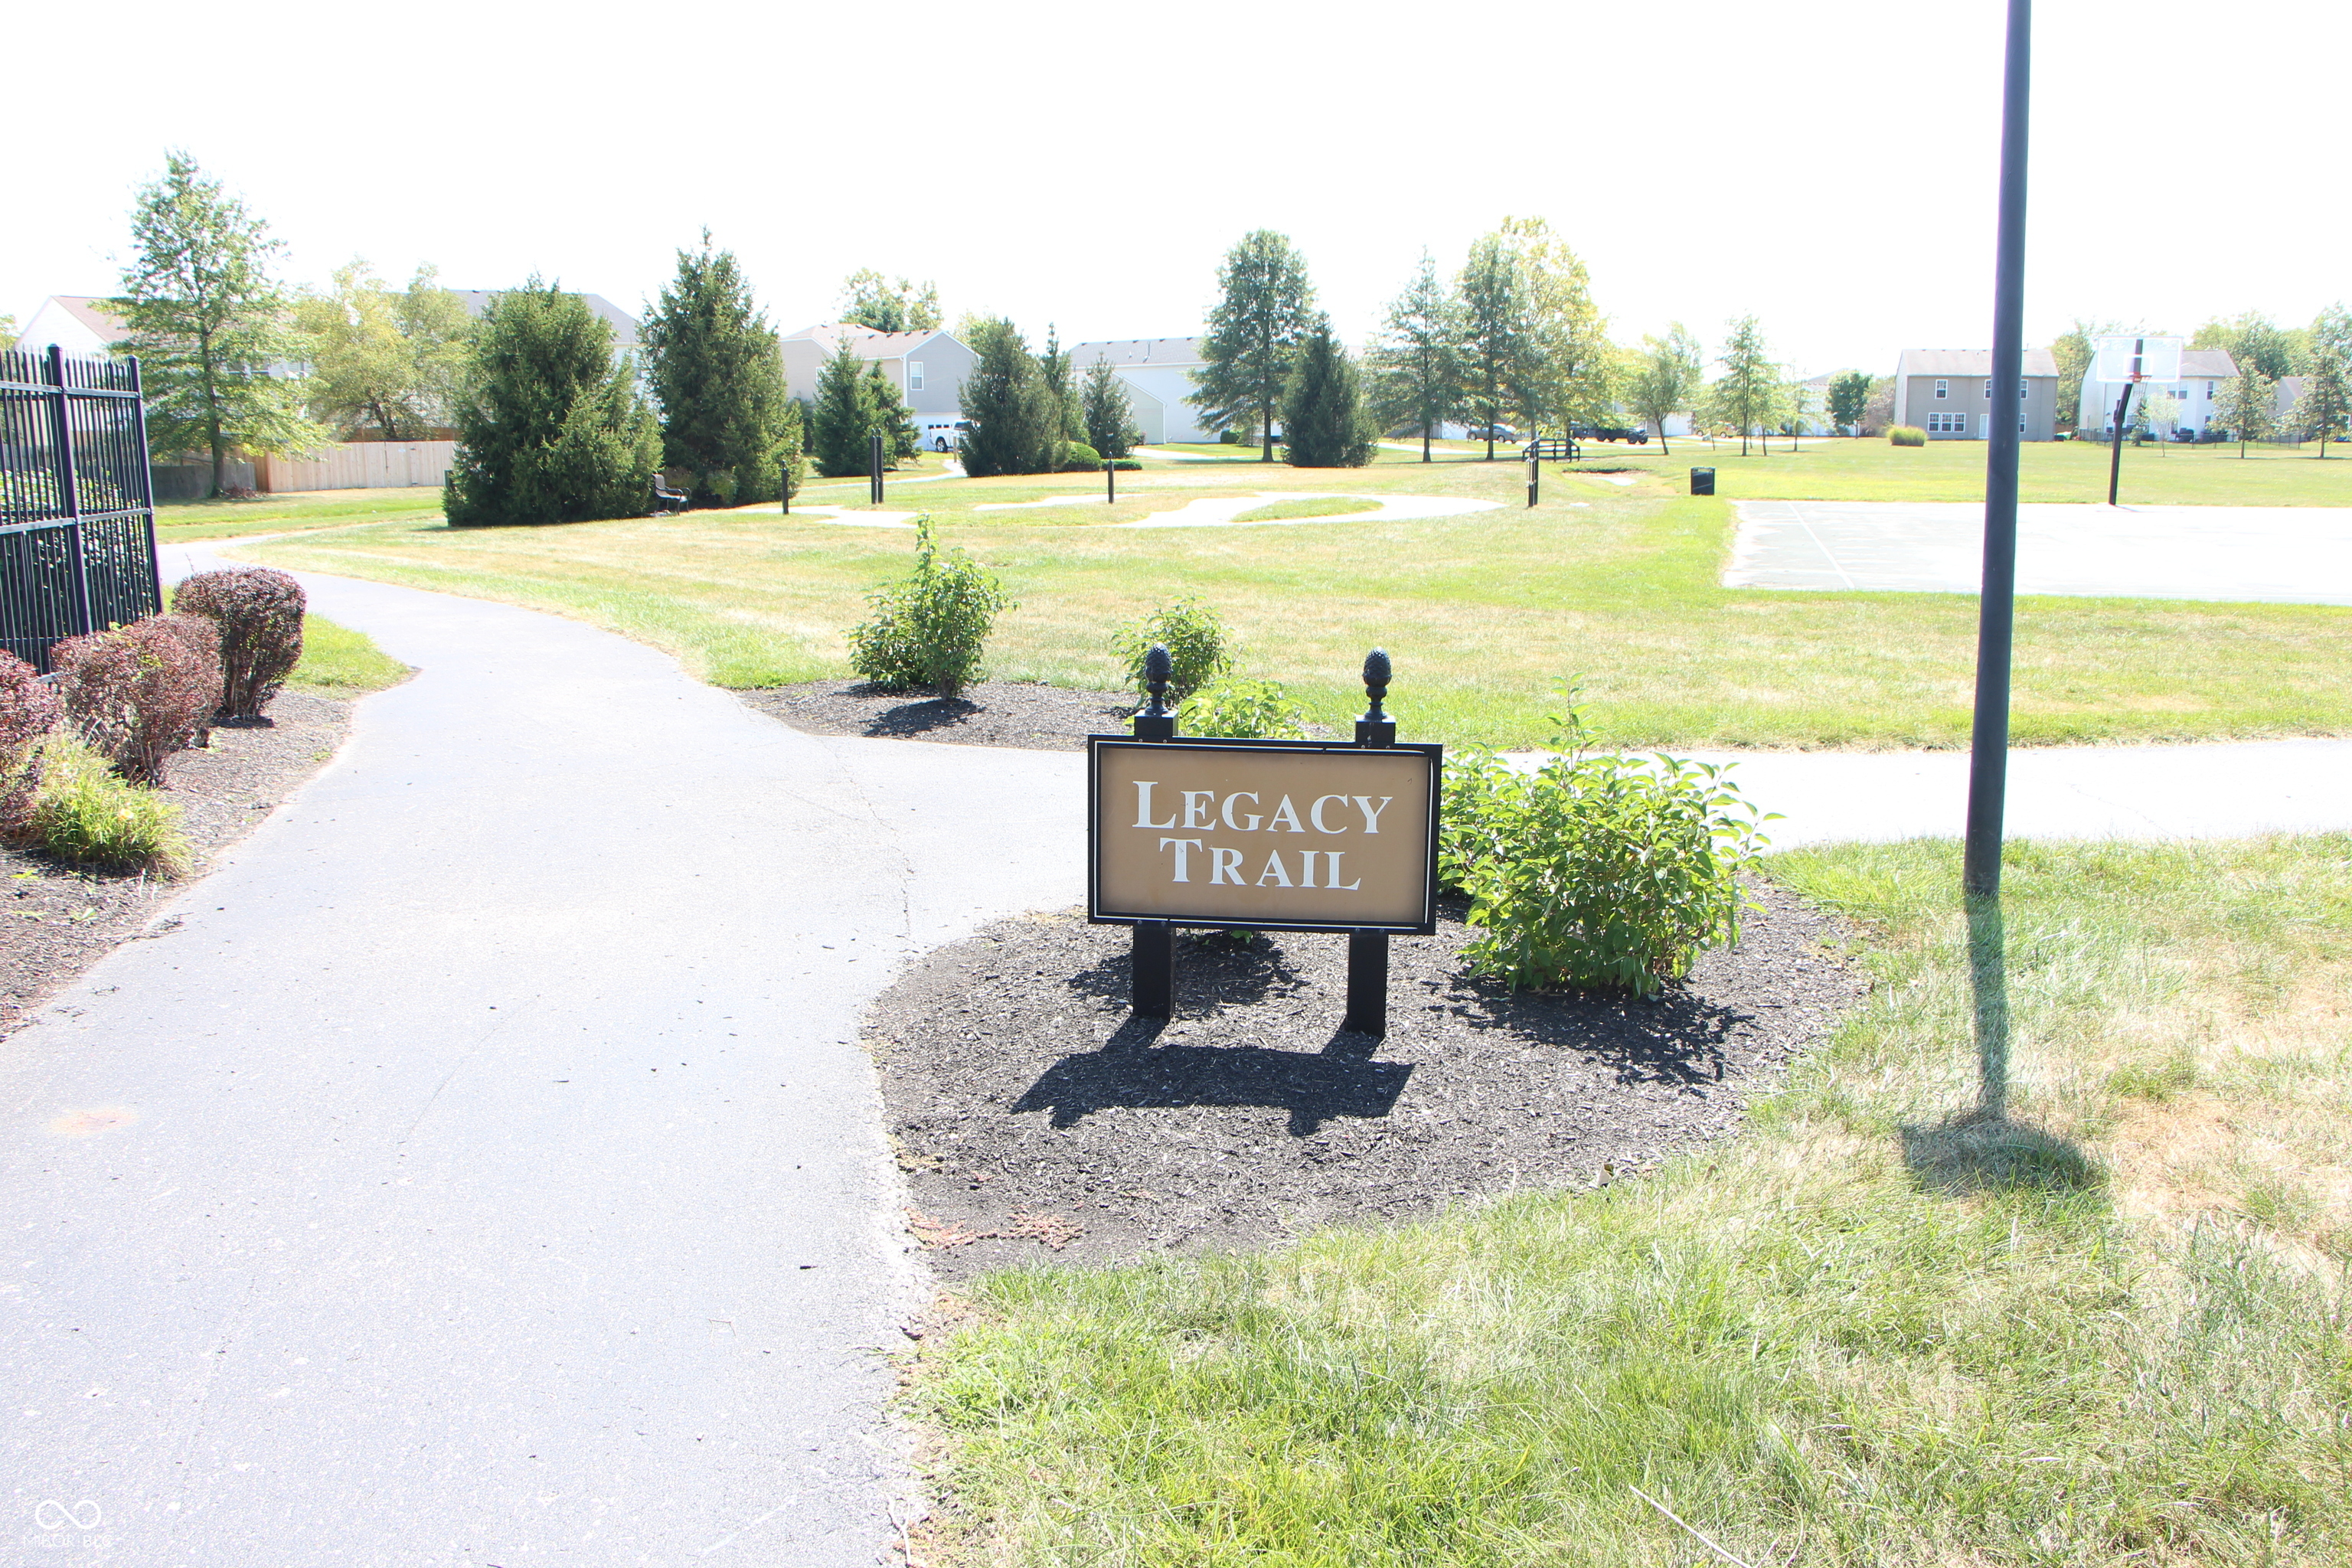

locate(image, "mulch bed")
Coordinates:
737 679 1140 753
1 691 353 1040
864 884 1866 1280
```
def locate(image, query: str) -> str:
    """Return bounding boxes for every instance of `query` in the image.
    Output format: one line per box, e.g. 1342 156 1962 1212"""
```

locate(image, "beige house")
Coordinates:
1891 348 2061 440
780 323 978 450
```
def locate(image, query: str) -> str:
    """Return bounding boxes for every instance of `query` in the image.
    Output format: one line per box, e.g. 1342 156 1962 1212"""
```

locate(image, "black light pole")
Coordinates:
870 433 884 505
1962 0 2032 900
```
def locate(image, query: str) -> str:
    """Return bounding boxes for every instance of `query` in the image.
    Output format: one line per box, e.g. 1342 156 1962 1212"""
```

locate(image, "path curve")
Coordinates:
0 550 1082 1566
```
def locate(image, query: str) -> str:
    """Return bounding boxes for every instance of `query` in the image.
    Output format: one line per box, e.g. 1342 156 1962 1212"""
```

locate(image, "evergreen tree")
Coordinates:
2300 305 2352 457
642 232 796 505
1080 358 1136 458
1710 315 1781 456
1193 230 1317 461
443 279 661 525
292 260 471 442
1281 320 1376 468
1038 325 1085 441
114 150 322 495
1367 250 1462 461
838 270 942 332
957 318 1063 478
866 361 920 462
809 342 915 476
1453 233 1532 459
1625 324 1703 456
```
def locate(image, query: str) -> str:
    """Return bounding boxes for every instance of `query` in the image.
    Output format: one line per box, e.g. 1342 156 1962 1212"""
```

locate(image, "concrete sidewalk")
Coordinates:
2 564 1080 1566
1727 499 2352 604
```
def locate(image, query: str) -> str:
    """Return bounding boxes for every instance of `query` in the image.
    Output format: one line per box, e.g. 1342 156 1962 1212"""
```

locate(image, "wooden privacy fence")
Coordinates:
254 440 456 492
0 347 162 673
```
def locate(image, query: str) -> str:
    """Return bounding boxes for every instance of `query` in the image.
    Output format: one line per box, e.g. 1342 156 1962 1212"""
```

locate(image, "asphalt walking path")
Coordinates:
8 557 2349 1564
3 555 1080 1566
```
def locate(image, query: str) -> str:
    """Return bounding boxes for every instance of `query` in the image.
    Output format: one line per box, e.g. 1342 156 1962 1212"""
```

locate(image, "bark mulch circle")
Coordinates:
737 679 1138 753
2 691 353 1040
865 884 1865 1280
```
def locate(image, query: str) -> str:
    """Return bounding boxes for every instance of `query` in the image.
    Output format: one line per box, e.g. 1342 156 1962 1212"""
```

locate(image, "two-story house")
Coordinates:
1063 337 1218 446
779 323 977 450
2076 348 2240 439
1890 348 2062 440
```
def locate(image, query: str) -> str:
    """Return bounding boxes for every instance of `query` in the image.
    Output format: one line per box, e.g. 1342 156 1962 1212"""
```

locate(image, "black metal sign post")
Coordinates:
1526 452 1539 508
1096 646 1436 1038
1962 0 2031 902
780 456 791 515
869 433 884 506
1107 461 1116 505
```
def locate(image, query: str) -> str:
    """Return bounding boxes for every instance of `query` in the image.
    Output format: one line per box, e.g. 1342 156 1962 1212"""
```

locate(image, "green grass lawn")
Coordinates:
231 460 2352 752
286 613 410 693
1568 433 2352 507
155 485 449 543
913 835 2352 1567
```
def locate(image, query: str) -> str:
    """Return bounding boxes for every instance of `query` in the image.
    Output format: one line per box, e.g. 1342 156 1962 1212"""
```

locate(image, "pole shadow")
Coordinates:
1898 894 2103 1197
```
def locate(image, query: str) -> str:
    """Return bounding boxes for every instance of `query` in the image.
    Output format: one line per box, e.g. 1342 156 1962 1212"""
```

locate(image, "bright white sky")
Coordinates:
9 0 2344 379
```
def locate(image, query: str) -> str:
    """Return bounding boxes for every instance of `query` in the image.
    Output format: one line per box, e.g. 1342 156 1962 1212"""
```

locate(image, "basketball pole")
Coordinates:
1962 0 2032 901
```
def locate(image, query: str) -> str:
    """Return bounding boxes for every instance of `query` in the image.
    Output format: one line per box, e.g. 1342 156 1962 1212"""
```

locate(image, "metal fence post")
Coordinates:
44 346 92 639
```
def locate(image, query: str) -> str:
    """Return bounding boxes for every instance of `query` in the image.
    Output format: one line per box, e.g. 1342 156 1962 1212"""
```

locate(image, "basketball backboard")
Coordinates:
2092 335 2184 384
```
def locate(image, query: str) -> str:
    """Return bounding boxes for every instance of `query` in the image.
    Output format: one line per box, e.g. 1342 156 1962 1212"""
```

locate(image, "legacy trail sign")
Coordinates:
1088 648 1440 1036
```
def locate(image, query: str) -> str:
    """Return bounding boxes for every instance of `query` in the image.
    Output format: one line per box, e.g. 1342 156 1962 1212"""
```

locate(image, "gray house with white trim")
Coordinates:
780 323 977 450
1890 348 2061 440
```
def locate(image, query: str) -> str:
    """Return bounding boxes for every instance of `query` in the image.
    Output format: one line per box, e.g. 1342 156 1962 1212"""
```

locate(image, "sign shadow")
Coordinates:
1011 1021 1413 1136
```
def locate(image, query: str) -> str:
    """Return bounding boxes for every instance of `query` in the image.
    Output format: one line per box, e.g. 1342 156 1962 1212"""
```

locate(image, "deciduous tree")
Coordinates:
2215 367 2276 456
1498 217 1611 440
838 270 942 332
2193 310 2306 382
114 150 322 495
1625 325 1703 456
1708 315 1782 456
443 279 660 525
1828 370 1873 436
642 233 798 505
1366 250 1462 461
1281 319 1376 469
2299 304 2351 456
1194 230 1317 462
293 261 470 443
1080 358 1136 458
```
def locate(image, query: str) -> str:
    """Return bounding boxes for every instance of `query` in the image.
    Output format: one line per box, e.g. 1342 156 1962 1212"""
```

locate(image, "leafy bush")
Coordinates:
1441 732 1769 995
847 520 1016 698
49 616 221 786
1112 598 1232 703
174 567 307 717
1181 678 1307 740
29 734 190 874
1107 459 1142 471
1217 429 1239 444
0 652 62 840
1060 440 1102 472
1889 425 1927 446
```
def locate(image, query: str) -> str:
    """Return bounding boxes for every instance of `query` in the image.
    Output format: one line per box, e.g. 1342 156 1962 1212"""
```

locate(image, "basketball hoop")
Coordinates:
2092 336 2183 505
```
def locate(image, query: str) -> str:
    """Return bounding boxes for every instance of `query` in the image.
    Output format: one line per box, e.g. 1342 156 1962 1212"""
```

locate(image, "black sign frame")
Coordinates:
1086 734 1444 936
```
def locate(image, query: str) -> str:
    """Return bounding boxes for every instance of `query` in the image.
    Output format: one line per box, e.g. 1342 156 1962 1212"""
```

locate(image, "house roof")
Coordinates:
1896 348 2060 377
2177 348 2238 379
49 296 130 339
780 322 953 358
1070 337 1204 368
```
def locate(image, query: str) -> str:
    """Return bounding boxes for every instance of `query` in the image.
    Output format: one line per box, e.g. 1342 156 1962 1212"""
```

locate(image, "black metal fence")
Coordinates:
1 345 162 671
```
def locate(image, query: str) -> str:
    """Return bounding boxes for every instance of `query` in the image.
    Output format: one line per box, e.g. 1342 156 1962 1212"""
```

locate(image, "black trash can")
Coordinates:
1690 466 1716 495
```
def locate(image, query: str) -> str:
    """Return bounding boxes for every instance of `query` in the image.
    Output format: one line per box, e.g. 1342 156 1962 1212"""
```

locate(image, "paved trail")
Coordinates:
2 560 1077 1566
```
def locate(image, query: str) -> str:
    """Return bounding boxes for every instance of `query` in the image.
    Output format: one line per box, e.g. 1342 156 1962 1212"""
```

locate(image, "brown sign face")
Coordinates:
1090 739 1439 932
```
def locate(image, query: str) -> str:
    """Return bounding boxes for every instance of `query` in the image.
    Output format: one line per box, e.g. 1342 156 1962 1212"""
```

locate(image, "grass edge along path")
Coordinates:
234 484 2352 753
907 835 2352 1567
286 612 410 694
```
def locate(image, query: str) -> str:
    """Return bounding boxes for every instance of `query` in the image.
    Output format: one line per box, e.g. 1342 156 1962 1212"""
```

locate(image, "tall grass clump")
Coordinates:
1889 424 1928 446
847 518 1015 699
30 735 190 874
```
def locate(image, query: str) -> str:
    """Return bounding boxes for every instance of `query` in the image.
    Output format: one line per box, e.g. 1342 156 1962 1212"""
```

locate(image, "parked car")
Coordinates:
1462 423 1519 441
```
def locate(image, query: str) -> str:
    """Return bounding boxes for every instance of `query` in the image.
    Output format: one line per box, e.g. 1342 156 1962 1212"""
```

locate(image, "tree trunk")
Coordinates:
199 328 227 498
1422 423 1431 462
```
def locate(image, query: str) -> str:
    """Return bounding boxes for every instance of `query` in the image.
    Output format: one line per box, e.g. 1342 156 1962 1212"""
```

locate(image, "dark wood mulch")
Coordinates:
1 691 353 1040
866 883 1867 1279
737 679 1140 753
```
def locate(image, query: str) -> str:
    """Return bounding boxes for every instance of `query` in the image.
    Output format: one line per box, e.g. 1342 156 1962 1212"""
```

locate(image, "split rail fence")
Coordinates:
0 346 162 672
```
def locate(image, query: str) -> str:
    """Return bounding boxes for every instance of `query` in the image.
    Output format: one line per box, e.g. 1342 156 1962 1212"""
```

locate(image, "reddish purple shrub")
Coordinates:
173 568 305 720
0 652 63 838
50 616 219 786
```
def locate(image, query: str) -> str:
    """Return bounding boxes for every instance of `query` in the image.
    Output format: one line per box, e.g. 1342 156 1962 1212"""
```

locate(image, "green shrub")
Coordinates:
1441 740 1768 995
51 616 220 786
1107 459 1141 471
1060 440 1102 472
1890 425 1928 446
30 735 190 874
1112 597 1231 703
1217 429 1239 444
0 652 62 840
847 519 1015 698
1181 678 1307 739
175 567 305 718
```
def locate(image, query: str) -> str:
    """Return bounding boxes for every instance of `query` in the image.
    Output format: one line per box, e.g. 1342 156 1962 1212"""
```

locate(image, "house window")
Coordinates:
1935 379 1949 399
2206 381 2216 398
2019 379 2028 400
1984 379 1994 398
1927 412 1968 433
909 361 925 391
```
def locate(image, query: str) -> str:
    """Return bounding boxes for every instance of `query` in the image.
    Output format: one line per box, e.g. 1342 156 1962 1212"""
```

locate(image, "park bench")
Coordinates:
1521 436 1583 462
651 475 690 514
